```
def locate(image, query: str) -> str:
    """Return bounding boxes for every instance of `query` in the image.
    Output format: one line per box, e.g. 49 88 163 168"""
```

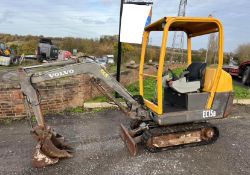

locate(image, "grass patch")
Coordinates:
106 65 117 73
127 68 184 100
90 107 117 112
64 106 85 113
234 83 250 99
127 77 156 100
31 115 36 122
2 118 12 126
172 67 185 77
86 96 109 103
64 105 117 114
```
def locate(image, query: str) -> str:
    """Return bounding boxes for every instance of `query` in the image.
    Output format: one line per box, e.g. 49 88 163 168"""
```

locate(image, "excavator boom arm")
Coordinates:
19 60 143 127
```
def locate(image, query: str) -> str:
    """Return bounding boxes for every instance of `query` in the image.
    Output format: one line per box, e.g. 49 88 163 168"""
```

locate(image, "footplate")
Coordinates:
120 124 138 156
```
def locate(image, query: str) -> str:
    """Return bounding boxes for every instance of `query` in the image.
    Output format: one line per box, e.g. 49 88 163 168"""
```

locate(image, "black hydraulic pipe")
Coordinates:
116 0 124 83
116 0 124 97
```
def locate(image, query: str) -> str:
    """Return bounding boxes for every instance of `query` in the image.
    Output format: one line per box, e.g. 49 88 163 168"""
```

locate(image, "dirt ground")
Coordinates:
0 105 250 175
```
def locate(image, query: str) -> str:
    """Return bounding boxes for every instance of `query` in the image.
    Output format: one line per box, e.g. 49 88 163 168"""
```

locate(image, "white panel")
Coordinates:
120 4 152 44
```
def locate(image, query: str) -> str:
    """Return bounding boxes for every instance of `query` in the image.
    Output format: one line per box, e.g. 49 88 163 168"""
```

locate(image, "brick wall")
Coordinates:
0 66 156 119
0 87 26 118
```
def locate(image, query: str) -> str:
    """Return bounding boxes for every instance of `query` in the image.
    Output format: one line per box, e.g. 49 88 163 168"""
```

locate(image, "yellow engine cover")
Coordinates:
203 67 233 93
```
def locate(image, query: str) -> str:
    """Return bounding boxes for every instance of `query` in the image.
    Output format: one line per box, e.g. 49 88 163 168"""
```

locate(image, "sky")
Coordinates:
0 0 250 52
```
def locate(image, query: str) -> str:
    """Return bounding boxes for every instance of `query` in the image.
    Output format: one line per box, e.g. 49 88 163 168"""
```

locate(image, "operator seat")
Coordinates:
171 62 207 93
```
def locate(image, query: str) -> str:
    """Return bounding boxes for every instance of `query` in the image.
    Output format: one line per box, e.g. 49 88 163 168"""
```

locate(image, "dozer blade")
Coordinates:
120 124 138 156
32 143 59 168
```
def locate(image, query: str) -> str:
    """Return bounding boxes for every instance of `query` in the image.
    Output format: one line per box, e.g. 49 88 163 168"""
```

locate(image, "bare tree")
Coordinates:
235 43 250 63
206 33 218 64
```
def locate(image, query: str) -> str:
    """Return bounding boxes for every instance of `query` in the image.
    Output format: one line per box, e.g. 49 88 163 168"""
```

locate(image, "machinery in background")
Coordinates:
106 55 115 64
100 55 115 66
0 42 10 56
223 59 250 85
36 38 59 62
19 17 234 168
58 50 72 61
0 42 15 66
92 55 115 67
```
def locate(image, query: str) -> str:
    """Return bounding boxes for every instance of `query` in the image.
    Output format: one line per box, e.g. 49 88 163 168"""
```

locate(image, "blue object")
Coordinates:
145 15 151 27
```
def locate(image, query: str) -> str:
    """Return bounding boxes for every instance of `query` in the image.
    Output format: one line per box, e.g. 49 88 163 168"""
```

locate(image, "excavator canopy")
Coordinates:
140 17 225 115
144 17 222 37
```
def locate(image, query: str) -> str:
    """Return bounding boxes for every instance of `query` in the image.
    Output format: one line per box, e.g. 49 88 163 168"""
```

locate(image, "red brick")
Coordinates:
14 104 25 113
11 90 23 99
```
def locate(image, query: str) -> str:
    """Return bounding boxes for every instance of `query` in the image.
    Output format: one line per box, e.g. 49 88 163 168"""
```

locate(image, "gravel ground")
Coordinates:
0 105 250 175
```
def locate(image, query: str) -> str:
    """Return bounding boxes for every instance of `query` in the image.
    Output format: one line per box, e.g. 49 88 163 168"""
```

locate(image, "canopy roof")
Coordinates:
145 17 222 37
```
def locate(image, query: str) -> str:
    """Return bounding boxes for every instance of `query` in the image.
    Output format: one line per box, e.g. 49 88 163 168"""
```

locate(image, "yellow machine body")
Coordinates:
139 17 233 115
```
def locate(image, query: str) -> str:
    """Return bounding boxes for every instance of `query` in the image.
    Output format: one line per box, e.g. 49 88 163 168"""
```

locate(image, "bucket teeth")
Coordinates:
51 133 73 152
41 134 73 158
31 126 73 168
32 143 59 168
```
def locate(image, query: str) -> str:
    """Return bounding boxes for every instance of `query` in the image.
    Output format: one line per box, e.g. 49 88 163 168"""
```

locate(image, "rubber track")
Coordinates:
142 122 219 153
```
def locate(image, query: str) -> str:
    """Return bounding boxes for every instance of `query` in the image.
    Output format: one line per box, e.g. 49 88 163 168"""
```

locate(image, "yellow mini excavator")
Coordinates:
19 17 233 168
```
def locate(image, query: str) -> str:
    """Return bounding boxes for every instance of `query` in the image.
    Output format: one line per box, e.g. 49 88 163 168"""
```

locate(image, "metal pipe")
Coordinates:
116 0 124 84
23 60 76 70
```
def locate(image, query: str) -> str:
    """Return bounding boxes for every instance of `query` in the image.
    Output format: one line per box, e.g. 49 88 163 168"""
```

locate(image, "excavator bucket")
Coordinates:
120 124 139 156
41 135 73 158
31 126 73 168
50 133 73 152
32 143 59 168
